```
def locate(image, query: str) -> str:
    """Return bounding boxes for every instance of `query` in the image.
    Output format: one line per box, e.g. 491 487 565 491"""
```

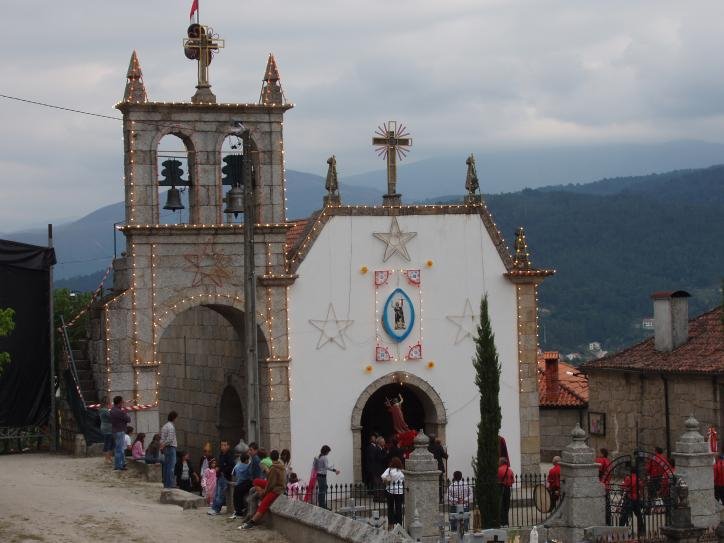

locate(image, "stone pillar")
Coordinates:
545 424 605 542
671 415 717 528
514 281 542 473
404 432 441 543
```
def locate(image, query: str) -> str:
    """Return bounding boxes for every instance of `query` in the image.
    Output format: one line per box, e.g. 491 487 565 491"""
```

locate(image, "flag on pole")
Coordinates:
189 0 199 22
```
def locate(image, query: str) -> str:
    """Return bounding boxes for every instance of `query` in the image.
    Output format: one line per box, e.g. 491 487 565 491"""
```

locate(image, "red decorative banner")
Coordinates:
406 343 423 360
375 345 392 362
375 270 391 287
404 269 421 286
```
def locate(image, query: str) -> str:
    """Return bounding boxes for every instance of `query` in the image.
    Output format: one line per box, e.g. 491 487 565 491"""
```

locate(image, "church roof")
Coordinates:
537 353 588 408
284 203 554 281
581 307 723 375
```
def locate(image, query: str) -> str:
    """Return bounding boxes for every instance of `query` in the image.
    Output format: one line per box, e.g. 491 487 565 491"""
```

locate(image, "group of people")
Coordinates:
100 399 353 530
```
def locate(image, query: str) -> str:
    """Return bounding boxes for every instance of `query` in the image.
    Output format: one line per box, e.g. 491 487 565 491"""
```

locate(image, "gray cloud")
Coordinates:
2 0 724 231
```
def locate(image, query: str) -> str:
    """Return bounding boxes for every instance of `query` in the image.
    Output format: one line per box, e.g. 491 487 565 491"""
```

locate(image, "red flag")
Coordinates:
189 0 199 22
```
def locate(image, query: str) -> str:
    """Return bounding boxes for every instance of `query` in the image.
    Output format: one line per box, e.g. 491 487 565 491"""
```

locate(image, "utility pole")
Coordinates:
243 134 260 443
48 224 57 452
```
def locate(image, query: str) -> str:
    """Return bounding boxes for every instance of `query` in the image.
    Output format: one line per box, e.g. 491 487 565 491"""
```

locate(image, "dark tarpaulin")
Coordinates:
63 370 102 444
0 239 56 427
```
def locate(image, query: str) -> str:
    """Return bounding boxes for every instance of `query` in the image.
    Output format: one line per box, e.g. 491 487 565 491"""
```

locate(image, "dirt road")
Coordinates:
0 453 290 543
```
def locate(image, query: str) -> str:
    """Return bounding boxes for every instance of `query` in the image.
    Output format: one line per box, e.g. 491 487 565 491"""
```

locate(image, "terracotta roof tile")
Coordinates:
537 354 589 408
581 307 723 375
285 219 310 253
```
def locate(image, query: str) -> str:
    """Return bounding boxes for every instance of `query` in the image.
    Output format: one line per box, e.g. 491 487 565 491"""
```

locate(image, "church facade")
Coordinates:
88 27 551 480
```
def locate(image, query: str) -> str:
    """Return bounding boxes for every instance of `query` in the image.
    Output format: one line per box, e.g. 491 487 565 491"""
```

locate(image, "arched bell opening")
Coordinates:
155 133 194 225
220 134 246 224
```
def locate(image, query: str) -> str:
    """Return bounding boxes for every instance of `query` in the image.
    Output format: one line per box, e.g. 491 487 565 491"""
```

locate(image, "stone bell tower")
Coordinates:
90 25 295 456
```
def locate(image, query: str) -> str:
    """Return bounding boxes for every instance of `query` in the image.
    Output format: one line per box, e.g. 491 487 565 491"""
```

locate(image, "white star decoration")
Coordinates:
373 216 417 262
309 304 354 350
446 299 478 344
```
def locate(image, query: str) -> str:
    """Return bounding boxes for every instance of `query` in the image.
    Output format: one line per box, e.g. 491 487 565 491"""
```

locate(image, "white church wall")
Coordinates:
288 213 520 482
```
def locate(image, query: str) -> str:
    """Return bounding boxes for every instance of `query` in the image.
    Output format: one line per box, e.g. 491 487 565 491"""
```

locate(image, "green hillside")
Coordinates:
431 166 724 355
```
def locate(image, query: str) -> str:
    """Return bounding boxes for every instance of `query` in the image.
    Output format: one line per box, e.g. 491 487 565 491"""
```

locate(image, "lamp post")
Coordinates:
222 129 260 443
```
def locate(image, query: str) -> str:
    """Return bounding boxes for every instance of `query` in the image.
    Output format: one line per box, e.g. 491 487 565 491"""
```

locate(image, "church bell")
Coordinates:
224 185 244 217
163 187 185 212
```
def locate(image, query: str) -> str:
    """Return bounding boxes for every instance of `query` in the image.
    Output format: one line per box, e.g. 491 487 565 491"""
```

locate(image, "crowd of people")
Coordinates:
99 396 349 530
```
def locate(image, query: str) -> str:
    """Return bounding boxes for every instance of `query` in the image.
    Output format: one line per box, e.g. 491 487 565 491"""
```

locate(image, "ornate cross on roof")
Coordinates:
183 24 225 103
372 121 412 206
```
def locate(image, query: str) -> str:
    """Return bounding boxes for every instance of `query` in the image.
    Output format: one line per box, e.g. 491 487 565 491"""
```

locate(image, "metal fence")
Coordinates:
299 473 561 531
442 474 561 530
297 481 403 528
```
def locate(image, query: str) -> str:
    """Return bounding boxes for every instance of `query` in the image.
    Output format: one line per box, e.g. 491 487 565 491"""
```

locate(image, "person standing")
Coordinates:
428 435 448 500
99 398 113 464
381 457 405 529
619 467 645 536
110 396 130 471
447 470 473 532
547 456 561 511
596 448 612 524
315 445 340 509
714 453 724 504
160 411 178 488
208 440 234 515
364 433 379 488
497 457 514 527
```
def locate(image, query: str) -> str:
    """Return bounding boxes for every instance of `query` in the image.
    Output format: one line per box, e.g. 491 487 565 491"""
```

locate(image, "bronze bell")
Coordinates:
224 185 244 217
163 187 184 211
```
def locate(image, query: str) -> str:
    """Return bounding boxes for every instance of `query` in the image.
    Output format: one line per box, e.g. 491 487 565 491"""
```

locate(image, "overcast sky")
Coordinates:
2 0 724 231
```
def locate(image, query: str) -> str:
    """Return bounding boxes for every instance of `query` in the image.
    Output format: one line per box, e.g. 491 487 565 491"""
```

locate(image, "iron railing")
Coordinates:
442 474 562 530
294 481 404 527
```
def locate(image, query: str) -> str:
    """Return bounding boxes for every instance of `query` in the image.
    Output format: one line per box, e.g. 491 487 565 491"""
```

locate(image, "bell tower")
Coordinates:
94 23 295 452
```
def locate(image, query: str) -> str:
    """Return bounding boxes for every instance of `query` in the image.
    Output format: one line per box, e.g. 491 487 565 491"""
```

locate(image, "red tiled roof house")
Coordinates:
538 351 589 461
581 291 723 456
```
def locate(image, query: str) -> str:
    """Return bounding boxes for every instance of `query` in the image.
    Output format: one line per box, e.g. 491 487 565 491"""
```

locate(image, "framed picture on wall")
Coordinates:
588 412 606 436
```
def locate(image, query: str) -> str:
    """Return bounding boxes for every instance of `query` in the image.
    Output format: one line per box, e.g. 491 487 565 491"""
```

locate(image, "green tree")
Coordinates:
472 295 502 528
0 307 16 375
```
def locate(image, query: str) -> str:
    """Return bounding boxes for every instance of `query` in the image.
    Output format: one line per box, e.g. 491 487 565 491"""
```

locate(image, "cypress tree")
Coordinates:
472 295 502 528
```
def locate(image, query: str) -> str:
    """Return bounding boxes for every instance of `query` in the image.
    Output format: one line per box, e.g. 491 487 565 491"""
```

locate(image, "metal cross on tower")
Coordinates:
183 23 225 103
372 121 412 206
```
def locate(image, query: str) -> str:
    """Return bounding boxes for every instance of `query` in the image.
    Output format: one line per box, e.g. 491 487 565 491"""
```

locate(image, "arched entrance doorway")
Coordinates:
219 385 244 446
157 303 268 460
351 372 447 482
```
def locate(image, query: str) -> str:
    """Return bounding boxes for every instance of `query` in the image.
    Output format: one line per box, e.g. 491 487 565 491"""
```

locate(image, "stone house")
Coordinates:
582 291 723 457
538 351 588 461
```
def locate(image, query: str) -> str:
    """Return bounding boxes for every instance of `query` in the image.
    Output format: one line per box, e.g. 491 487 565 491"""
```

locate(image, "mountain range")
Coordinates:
4 158 723 356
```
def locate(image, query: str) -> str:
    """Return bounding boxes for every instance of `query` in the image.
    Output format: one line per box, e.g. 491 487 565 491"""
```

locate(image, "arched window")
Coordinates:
221 134 245 224
156 134 192 224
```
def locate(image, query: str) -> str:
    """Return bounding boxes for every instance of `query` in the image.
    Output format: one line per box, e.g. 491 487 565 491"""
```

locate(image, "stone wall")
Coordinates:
587 370 720 455
157 304 245 459
540 408 584 461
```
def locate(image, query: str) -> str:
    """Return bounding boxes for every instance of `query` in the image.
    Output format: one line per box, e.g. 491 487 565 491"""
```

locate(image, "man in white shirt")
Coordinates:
160 411 179 489
447 470 473 532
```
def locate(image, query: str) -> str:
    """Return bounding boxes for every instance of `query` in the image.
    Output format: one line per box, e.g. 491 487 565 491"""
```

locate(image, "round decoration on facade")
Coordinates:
426 260 434 268
360 266 368 274
427 361 435 369
364 364 373 374
382 288 415 343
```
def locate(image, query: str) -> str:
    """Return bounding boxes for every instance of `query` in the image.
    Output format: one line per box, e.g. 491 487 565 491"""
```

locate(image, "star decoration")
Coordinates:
309 304 354 349
373 216 417 262
446 299 478 345
183 242 233 287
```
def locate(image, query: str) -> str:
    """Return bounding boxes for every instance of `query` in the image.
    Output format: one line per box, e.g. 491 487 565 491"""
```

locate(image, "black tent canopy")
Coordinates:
0 238 56 427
